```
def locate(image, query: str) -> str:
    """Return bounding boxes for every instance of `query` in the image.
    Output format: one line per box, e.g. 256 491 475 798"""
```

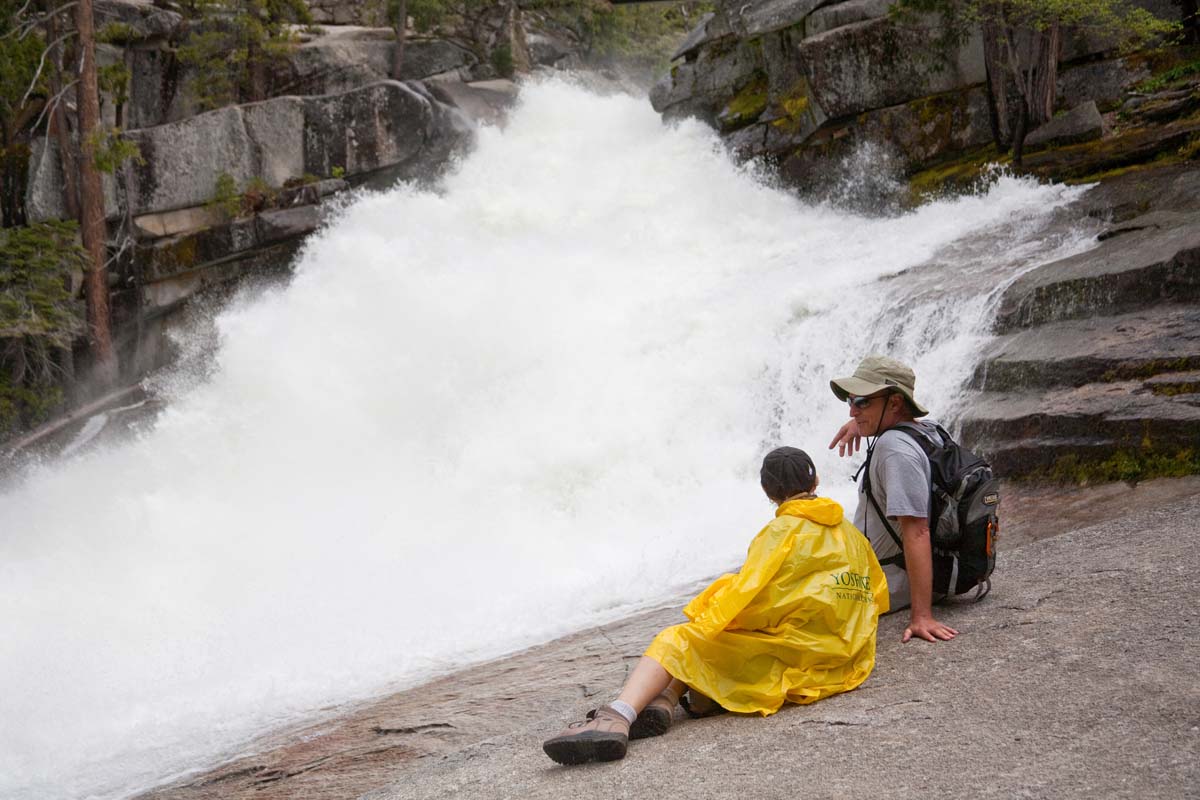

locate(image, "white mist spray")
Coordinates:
0 78 1094 799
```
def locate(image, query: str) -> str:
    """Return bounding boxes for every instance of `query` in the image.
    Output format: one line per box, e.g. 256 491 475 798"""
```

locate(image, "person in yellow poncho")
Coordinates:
543 446 889 766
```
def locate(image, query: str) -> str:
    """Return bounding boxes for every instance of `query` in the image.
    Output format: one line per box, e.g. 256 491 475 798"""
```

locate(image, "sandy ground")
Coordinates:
141 476 1200 800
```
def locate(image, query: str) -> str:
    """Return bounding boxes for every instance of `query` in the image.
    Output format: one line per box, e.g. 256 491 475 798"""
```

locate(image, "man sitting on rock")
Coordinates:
829 354 958 643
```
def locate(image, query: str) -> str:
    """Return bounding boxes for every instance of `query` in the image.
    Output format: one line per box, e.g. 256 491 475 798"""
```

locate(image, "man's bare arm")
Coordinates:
897 515 958 643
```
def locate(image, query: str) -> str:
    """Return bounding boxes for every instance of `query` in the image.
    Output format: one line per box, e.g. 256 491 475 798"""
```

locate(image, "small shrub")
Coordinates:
96 21 139 45
1137 58 1200 93
207 172 242 219
491 43 514 78
88 127 144 175
241 176 277 214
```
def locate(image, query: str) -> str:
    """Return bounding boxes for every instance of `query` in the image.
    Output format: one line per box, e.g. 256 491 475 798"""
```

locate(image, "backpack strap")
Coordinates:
889 421 950 456
862 440 906 568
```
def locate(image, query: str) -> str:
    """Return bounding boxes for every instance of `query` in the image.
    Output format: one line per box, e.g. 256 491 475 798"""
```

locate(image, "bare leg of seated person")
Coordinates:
543 657 682 764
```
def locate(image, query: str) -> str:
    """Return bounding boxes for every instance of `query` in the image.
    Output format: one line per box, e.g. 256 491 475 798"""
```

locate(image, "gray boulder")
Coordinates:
525 31 572 66
671 12 736 61
1025 101 1104 151
301 80 472 182
799 16 986 119
725 0 828 37
401 39 479 80
282 30 478 98
805 0 894 37
1058 57 1150 112
24 139 119 223
27 81 474 221
94 0 181 43
426 80 519 127
307 0 380 26
125 48 175 129
654 37 765 121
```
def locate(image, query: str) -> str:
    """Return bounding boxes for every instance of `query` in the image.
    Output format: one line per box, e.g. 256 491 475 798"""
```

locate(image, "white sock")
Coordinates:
609 700 637 724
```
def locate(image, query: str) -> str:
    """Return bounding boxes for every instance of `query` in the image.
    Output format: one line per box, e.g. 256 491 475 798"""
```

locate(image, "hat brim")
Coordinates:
830 376 930 417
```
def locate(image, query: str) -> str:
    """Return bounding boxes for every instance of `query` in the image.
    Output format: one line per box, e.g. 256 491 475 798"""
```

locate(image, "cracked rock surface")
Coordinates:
141 478 1200 800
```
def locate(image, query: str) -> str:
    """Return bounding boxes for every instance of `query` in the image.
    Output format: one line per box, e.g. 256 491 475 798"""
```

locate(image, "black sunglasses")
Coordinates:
847 393 890 409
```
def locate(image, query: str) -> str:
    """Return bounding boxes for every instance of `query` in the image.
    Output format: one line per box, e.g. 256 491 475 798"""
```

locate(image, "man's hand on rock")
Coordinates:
902 615 958 643
828 419 863 457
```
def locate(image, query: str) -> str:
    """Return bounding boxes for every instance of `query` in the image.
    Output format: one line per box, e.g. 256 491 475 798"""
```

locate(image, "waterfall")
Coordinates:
0 77 1096 800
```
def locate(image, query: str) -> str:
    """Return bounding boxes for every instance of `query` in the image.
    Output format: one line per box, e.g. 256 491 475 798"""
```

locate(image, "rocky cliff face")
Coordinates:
22 0 533 390
961 164 1200 483
650 0 1175 196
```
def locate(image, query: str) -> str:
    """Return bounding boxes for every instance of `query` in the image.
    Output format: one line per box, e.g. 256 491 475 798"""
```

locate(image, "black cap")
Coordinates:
760 446 817 503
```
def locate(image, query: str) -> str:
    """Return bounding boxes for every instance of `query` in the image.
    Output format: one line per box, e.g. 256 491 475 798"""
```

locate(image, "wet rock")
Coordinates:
525 31 572 66
302 80 472 183
255 206 323 245
965 166 1200 480
655 39 766 125
972 306 1200 392
1022 116 1200 182
1071 163 1200 222
960 379 1200 477
425 79 519 127
1024 101 1104 151
994 214 1200 332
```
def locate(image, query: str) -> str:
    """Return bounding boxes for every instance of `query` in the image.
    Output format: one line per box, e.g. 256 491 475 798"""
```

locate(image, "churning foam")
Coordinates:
0 77 1093 799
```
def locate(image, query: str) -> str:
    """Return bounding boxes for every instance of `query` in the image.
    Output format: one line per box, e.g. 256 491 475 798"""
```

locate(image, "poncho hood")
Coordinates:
776 496 844 526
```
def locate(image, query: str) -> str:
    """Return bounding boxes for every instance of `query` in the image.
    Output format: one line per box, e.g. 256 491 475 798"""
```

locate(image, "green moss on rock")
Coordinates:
768 79 816 136
906 146 1007 203
719 74 768 131
1031 448 1200 486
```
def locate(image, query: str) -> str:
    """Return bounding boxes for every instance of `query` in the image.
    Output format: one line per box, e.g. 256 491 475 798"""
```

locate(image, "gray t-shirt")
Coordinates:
852 421 941 612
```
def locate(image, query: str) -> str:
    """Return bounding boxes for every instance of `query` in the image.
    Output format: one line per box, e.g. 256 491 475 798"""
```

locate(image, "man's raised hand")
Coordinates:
828 419 863 457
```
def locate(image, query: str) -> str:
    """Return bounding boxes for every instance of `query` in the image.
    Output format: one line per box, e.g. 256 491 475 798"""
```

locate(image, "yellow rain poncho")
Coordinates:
644 496 888 715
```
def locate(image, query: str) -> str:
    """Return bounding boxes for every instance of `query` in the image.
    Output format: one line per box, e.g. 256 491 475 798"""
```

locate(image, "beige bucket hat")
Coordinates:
830 354 930 417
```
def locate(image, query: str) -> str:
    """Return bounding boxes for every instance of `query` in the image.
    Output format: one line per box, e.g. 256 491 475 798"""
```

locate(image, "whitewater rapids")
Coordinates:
0 77 1095 799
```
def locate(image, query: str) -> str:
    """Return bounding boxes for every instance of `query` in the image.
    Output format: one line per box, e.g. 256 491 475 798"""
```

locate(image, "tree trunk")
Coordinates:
247 38 267 102
1011 95 1030 168
46 9 81 221
391 0 408 80
74 0 118 387
981 17 1012 151
1029 22 1061 128
1183 0 1200 45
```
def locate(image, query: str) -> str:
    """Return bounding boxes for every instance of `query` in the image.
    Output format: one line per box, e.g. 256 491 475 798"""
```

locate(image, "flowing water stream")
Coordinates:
0 78 1099 799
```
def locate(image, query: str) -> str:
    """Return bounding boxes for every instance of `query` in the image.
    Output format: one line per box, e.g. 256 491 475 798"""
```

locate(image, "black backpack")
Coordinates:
862 422 998 600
